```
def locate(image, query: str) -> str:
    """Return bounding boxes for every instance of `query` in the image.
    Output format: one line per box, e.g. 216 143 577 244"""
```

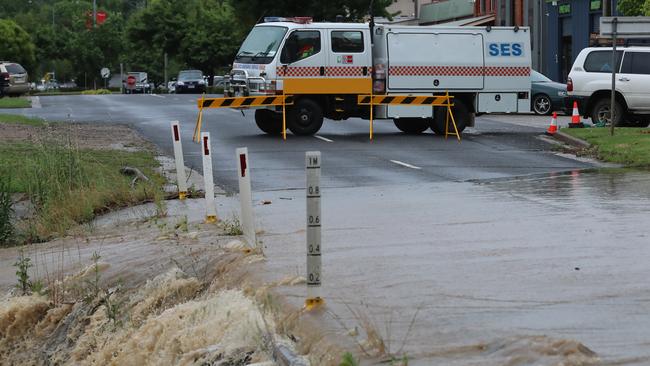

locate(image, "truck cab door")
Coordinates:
325 28 372 94
279 29 327 94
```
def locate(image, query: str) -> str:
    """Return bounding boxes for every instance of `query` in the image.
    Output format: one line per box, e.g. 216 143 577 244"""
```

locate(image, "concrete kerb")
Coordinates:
554 130 591 149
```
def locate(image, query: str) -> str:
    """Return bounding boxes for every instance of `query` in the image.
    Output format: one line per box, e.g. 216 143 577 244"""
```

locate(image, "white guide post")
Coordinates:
170 121 188 199
201 132 217 223
236 147 256 249
305 151 323 309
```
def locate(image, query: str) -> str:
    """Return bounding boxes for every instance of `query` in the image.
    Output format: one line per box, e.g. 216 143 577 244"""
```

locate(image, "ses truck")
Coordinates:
225 17 532 136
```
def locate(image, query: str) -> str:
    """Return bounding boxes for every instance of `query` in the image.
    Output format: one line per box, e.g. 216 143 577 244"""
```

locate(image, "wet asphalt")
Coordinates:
14 94 650 364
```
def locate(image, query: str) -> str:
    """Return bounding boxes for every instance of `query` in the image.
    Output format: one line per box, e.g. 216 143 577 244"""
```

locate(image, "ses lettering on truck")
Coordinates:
488 43 523 57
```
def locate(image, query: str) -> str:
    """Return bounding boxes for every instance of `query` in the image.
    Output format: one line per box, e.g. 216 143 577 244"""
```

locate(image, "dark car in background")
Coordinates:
0 61 30 97
175 70 206 94
531 70 568 115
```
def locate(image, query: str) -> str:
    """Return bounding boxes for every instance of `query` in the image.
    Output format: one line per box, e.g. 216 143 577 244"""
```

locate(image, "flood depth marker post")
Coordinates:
170 121 188 199
236 147 257 250
201 132 218 223
305 151 323 310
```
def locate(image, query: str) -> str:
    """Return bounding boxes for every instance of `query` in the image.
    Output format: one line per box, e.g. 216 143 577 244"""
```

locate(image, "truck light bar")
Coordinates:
264 16 312 24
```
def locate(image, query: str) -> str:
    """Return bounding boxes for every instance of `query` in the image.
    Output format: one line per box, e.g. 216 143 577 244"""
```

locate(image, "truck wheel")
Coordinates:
393 118 429 134
255 109 284 135
431 99 469 135
288 99 323 136
591 98 622 126
532 94 552 115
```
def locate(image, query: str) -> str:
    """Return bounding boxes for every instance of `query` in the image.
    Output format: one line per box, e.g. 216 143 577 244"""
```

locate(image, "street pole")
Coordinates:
93 0 97 28
120 63 123 94
164 52 168 91
610 17 617 136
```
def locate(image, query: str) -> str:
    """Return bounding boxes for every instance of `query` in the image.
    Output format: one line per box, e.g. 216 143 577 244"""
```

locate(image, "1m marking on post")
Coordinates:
305 151 323 308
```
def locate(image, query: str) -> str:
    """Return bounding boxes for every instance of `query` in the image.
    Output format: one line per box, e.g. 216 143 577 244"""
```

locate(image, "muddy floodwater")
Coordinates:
250 168 650 365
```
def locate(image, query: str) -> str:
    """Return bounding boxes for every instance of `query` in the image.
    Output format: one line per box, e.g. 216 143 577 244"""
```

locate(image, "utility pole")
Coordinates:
93 0 97 28
603 0 610 17
610 17 617 136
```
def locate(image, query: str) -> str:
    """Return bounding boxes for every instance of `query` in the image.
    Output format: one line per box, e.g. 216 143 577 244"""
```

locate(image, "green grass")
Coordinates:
0 126 164 244
0 113 46 126
0 97 31 109
562 127 650 167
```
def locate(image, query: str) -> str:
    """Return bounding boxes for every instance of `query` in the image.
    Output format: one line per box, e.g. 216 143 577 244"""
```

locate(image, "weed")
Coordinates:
154 190 168 218
14 249 32 295
90 251 101 296
390 354 409 366
103 287 123 330
339 352 359 366
30 279 46 295
222 215 243 236
0 174 14 245
175 215 188 232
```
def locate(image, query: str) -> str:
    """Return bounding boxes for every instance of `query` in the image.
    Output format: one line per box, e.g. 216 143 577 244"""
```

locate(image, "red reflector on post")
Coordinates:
173 125 180 141
203 136 209 155
239 154 247 177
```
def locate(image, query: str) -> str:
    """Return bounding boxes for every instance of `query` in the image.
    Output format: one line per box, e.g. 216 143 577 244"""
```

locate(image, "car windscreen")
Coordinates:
531 70 552 82
6 64 26 74
235 26 287 64
128 73 147 82
178 71 203 81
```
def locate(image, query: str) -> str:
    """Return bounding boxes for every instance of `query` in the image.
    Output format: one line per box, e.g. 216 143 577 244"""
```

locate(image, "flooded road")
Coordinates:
250 168 650 365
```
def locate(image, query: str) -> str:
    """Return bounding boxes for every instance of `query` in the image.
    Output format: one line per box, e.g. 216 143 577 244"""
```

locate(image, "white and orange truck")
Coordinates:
225 17 532 135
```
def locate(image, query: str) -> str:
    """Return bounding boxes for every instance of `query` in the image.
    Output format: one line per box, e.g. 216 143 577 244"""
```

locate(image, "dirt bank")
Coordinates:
0 204 343 365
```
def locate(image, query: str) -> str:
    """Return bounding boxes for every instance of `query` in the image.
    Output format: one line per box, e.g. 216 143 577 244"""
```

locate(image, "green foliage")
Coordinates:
81 89 112 95
563 127 650 167
0 174 14 246
0 139 164 241
0 19 36 69
0 98 32 109
5 0 392 86
339 352 359 366
617 0 646 15
0 113 46 126
14 249 32 295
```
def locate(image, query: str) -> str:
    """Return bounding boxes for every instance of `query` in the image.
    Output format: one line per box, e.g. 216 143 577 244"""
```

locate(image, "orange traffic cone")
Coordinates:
568 101 584 128
546 112 558 135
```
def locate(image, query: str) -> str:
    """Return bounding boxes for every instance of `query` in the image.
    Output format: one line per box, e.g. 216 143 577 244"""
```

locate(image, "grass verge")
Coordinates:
0 120 164 245
0 97 31 109
562 127 650 167
0 113 45 126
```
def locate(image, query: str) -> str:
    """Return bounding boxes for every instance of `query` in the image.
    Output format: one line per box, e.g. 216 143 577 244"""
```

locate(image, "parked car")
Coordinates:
567 47 650 127
123 72 152 94
175 70 206 94
0 61 30 97
531 70 568 115
213 75 224 88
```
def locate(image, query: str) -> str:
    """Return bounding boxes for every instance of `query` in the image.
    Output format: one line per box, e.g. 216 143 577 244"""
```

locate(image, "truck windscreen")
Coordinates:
235 26 287 64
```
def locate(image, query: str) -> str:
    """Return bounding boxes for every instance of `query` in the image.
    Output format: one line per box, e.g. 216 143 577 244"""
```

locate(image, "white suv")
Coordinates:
567 47 650 127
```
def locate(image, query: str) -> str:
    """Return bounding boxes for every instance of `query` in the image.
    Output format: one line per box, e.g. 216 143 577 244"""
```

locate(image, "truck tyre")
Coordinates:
393 118 429 134
591 98 622 126
431 99 469 135
532 94 552 115
255 109 283 135
288 98 323 136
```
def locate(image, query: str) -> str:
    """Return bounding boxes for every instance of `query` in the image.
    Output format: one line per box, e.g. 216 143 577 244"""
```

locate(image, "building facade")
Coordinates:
543 0 618 82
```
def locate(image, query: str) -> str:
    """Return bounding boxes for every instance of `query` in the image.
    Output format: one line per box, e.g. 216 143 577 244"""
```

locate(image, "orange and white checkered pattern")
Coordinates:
389 65 530 77
484 66 530 77
276 66 370 78
276 66 320 77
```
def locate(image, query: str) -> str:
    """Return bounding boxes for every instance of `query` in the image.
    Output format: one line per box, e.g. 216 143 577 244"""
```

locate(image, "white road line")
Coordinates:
149 94 165 98
314 135 333 143
30 96 42 108
389 160 422 170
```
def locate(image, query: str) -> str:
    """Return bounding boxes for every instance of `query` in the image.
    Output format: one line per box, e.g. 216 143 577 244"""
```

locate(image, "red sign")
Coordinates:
96 11 107 25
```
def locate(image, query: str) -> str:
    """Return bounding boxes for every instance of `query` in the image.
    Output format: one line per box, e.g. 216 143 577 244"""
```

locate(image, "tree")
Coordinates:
0 19 36 69
231 0 393 28
617 0 645 15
